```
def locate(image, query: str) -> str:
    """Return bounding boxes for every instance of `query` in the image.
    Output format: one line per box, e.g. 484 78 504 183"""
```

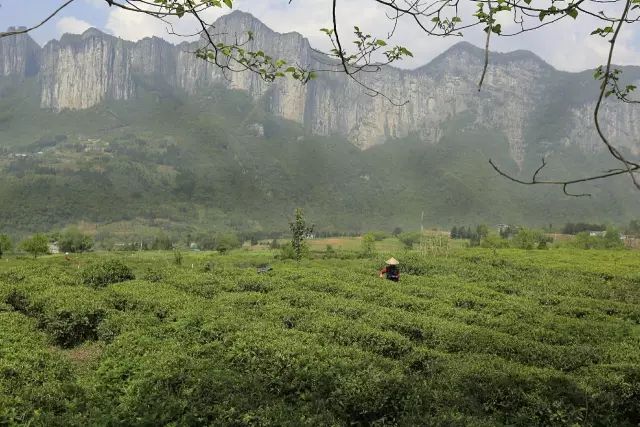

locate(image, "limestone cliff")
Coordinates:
1 11 639 165
0 27 40 78
40 29 135 110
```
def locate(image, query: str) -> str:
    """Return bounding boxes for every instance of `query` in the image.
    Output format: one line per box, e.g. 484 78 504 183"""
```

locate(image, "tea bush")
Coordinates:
81 259 135 288
0 248 639 425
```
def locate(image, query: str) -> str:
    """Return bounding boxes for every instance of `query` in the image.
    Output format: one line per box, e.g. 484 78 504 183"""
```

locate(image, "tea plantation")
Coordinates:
1 249 639 426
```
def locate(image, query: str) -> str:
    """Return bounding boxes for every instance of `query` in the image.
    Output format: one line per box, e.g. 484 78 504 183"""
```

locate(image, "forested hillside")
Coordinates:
0 72 637 236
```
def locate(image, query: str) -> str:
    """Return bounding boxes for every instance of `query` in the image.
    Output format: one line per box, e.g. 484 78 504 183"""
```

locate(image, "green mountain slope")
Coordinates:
0 75 637 236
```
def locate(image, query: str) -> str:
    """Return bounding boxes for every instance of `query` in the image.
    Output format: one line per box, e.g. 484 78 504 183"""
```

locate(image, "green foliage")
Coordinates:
574 232 596 249
323 244 336 259
1 249 640 424
58 227 93 253
562 222 606 235
369 231 389 241
20 233 48 258
278 242 300 260
0 312 86 424
511 228 550 250
574 227 624 250
289 208 313 261
0 80 638 236
626 219 640 236
216 233 241 254
81 259 135 288
476 224 489 239
361 233 377 258
173 248 183 266
269 238 280 250
0 234 11 258
480 234 510 249
603 226 624 249
151 233 173 250
398 232 421 249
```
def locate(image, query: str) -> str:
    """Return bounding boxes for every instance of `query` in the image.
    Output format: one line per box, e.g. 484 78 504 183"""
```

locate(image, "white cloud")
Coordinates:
82 0 105 7
56 16 92 36
104 4 226 42
104 8 171 41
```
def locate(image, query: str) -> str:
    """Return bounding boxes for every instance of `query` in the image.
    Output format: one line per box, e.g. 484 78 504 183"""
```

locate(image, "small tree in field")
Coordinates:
361 233 376 258
0 234 12 259
216 233 241 254
603 226 624 249
269 239 280 250
398 232 421 250
289 208 314 261
21 234 49 258
59 228 93 253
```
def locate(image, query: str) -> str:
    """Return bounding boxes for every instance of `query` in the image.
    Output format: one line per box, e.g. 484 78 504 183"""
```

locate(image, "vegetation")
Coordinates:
20 233 48 258
289 208 314 261
510 228 552 250
573 227 624 250
397 232 421 249
80 259 135 288
0 78 639 239
58 228 93 253
562 222 606 235
360 233 377 258
0 234 11 258
215 233 241 254
0 247 639 425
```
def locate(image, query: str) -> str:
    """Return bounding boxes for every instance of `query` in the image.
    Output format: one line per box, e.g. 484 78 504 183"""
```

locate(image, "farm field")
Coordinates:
1 248 639 425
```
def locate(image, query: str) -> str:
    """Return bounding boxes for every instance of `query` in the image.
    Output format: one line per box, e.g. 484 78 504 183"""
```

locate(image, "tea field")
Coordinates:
1 248 639 426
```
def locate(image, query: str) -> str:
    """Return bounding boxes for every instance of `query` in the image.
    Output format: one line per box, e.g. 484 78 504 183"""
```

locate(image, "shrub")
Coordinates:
143 267 166 282
20 234 49 258
511 228 550 250
369 231 389 241
81 260 135 288
480 235 509 249
0 234 12 258
58 228 93 253
216 233 241 254
361 233 376 258
278 242 300 260
398 232 421 249
269 239 280 250
399 253 432 275
173 249 183 266
574 227 624 250
323 244 336 259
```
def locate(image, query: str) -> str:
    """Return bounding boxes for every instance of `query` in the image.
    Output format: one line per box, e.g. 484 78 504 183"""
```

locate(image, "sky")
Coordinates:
1 0 639 72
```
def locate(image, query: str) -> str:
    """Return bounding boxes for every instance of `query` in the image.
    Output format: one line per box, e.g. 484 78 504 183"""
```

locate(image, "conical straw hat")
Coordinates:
386 257 399 265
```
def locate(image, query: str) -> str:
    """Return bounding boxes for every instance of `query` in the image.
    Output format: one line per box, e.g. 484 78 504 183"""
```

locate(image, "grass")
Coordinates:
1 247 639 425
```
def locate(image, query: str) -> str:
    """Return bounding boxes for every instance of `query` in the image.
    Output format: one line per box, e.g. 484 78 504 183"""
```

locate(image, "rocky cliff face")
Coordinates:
39 29 135 110
1 11 639 164
0 27 40 78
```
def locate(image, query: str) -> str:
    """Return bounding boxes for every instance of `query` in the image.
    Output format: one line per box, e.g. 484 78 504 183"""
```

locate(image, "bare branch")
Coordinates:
0 0 77 38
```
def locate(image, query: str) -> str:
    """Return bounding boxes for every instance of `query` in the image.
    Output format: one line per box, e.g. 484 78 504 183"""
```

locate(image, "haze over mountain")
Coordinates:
1 11 639 236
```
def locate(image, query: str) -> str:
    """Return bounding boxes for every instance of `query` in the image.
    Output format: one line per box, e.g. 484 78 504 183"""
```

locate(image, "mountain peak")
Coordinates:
212 10 274 34
423 40 553 72
80 27 109 39
53 27 120 48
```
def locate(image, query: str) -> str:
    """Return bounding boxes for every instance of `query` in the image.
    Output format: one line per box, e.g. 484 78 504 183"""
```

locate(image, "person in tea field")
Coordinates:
379 257 400 282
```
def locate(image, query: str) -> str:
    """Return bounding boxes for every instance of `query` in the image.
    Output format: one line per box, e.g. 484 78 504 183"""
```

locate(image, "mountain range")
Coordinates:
1 11 639 237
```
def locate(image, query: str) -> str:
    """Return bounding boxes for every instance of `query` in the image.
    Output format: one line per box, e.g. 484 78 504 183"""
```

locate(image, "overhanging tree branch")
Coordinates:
0 0 77 38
